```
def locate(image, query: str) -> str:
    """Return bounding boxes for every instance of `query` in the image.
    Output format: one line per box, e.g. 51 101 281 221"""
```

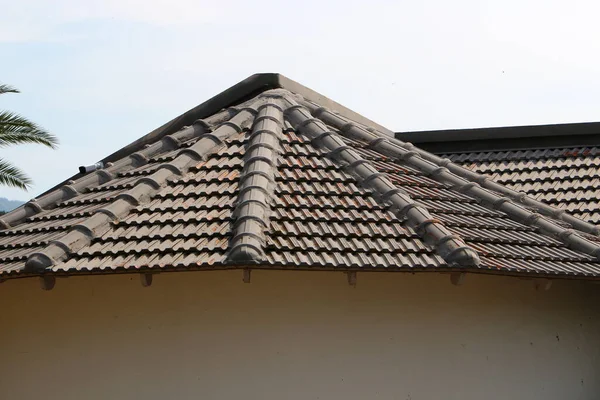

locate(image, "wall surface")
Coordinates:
1 270 599 400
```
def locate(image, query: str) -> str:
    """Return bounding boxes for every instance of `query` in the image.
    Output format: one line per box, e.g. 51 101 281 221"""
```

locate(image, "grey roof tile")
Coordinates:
448 146 600 229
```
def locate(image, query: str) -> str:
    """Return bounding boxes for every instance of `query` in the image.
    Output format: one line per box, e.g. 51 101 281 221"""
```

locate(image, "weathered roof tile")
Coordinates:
447 146 600 230
1 78 600 280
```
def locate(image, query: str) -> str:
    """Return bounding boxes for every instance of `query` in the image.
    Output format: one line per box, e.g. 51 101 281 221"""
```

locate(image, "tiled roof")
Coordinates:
2 75 600 281
399 122 600 226
448 147 600 224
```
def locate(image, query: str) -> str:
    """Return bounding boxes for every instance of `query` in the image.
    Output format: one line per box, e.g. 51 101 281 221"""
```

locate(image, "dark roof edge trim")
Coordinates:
397 121 600 149
3 265 600 283
402 134 600 154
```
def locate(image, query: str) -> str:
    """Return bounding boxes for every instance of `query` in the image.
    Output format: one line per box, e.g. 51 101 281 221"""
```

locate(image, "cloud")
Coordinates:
0 0 226 42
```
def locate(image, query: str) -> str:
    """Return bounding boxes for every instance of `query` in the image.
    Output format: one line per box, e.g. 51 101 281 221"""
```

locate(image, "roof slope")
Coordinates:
449 148 600 225
399 123 600 224
2 76 600 281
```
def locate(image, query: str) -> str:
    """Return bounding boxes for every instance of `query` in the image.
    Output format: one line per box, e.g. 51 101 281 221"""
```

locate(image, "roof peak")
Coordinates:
37 73 393 200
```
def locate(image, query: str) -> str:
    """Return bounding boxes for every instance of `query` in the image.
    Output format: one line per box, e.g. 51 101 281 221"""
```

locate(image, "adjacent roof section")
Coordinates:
400 123 600 224
398 122 600 153
2 75 600 281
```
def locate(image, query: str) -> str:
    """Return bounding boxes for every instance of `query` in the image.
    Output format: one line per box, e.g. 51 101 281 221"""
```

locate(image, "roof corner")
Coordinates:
444 247 481 267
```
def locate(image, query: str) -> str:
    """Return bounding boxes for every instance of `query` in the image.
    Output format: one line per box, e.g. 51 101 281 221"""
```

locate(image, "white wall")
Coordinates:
1 270 599 400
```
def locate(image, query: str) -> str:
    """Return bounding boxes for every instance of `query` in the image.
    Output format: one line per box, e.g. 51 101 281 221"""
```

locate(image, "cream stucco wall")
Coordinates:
1 270 599 400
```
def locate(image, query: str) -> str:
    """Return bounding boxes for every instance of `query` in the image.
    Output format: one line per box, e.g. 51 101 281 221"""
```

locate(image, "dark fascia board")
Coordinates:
38 73 392 198
397 121 600 153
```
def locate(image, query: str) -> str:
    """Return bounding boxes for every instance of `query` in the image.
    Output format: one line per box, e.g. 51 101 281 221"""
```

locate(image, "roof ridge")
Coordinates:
23 104 260 273
227 97 284 263
0 107 237 231
299 99 600 261
282 94 481 267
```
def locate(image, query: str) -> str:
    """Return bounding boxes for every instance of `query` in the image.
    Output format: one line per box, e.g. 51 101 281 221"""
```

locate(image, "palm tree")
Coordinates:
0 83 58 190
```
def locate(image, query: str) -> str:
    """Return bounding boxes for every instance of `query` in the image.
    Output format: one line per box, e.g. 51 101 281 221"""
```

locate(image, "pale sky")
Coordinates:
1 0 599 201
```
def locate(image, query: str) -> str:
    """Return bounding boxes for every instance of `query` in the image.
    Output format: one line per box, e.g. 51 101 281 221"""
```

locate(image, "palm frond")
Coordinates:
0 84 19 95
0 111 58 149
0 158 31 190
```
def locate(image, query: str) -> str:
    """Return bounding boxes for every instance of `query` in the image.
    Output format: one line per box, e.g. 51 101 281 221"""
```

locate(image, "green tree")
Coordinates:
0 84 58 190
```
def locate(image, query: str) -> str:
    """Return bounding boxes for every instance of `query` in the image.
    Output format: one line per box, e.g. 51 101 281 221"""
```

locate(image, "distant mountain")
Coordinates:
0 197 24 212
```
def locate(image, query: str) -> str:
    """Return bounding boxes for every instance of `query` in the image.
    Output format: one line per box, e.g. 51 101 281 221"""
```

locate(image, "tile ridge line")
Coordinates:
282 95 481 267
300 99 600 261
227 96 284 263
22 103 260 273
